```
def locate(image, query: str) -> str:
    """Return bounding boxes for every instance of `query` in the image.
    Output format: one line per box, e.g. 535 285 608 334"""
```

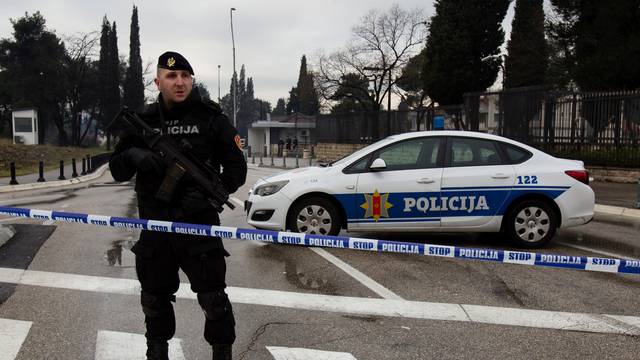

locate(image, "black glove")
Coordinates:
180 186 212 214
127 147 165 174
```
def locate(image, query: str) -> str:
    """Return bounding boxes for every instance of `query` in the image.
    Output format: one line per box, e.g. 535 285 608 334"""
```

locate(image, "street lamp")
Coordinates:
230 7 237 127
217 64 221 103
364 65 393 136
481 54 506 89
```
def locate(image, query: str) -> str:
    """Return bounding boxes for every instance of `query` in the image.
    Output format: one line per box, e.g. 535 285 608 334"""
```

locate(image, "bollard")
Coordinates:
251 153 255 164
81 158 87 175
270 153 274 166
86 154 91 173
295 153 299 168
72 158 79 177
9 162 18 185
58 160 66 180
282 155 287 168
636 178 640 209
259 153 263 166
309 154 313 167
37 161 45 182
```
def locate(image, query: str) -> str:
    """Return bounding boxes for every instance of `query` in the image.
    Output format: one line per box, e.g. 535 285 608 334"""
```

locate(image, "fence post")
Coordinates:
9 162 18 185
636 178 640 209
309 154 313 167
251 152 255 164
259 153 263 166
282 154 287 168
72 158 79 177
81 158 87 175
58 160 66 180
86 154 92 173
270 153 274 166
37 161 45 182
295 153 299 168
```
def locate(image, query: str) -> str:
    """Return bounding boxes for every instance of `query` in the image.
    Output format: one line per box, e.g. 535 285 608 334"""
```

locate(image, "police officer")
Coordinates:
109 51 247 360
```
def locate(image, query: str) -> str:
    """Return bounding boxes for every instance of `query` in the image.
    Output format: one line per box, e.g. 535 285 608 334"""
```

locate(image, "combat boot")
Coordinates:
212 343 232 360
146 338 169 360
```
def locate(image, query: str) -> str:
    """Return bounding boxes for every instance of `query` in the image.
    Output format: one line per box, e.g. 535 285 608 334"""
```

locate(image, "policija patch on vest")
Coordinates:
234 135 243 150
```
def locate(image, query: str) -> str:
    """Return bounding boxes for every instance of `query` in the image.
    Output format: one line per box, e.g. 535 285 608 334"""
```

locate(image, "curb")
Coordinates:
594 204 640 223
0 164 110 193
0 224 15 247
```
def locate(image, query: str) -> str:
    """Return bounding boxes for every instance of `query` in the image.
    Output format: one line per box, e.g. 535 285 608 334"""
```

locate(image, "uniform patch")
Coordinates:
234 135 243 150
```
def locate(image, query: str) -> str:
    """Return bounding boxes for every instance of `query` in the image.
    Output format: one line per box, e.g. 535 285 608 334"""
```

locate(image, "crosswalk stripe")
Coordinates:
95 330 185 360
1 267 639 336
267 346 358 360
0 318 32 360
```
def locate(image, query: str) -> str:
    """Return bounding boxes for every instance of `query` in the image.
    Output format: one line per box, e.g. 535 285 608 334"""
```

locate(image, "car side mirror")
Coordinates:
370 158 387 171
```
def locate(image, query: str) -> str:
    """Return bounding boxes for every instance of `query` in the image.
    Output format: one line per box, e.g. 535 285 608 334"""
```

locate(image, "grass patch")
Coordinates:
0 138 107 177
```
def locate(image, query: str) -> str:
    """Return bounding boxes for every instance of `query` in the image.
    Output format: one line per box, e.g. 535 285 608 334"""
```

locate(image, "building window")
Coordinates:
14 117 33 132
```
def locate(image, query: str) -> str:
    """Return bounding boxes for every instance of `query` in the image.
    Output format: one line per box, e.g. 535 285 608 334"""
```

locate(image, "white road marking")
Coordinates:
0 267 639 336
0 318 32 360
556 241 639 261
59 204 70 209
267 346 358 360
309 247 403 300
95 330 185 360
229 196 244 209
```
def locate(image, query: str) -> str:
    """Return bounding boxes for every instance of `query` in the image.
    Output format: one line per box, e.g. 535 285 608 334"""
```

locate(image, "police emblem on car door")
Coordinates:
354 137 444 230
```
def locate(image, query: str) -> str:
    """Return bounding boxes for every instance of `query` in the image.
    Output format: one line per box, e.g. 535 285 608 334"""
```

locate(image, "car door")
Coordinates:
353 136 444 231
440 136 515 228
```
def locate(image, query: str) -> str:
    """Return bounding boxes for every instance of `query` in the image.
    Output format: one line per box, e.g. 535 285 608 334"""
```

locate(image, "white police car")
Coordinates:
245 131 594 248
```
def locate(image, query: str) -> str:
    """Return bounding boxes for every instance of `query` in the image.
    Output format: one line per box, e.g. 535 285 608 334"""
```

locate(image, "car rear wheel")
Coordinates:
287 197 341 236
505 199 557 248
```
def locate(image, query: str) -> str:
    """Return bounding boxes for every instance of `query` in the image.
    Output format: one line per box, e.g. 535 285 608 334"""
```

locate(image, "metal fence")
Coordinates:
463 87 640 168
311 88 639 167
315 111 422 144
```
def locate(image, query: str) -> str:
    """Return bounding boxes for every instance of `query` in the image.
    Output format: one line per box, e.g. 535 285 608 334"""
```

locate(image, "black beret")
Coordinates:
157 51 194 75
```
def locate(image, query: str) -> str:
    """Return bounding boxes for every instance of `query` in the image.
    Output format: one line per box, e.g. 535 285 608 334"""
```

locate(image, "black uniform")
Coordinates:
109 88 247 347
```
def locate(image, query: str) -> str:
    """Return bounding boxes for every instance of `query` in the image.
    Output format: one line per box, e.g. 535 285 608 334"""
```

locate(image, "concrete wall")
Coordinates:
315 143 367 162
588 166 640 183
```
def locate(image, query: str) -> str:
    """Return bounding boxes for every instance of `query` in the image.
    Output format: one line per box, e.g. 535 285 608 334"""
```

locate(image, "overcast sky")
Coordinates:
1 1 515 106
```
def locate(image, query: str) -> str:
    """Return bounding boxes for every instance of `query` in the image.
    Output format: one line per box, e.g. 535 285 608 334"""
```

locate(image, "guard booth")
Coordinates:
12 108 39 145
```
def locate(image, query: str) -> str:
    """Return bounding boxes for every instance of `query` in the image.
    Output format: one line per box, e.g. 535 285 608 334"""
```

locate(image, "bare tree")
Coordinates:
64 31 100 146
315 4 427 112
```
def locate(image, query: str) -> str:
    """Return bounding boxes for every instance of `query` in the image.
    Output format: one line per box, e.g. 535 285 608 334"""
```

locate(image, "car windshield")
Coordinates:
328 136 397 166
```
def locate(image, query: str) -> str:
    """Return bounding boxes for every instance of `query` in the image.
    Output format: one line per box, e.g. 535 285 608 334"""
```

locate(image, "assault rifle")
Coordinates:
107 107 234 212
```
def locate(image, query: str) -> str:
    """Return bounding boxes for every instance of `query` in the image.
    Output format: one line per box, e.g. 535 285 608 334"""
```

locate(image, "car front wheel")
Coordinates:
287 197 341 236
505 199 557 248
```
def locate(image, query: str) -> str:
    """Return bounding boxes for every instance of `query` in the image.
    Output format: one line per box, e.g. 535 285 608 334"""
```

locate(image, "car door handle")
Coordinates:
417 178 435 184
345 185 355 190
492 173 510 179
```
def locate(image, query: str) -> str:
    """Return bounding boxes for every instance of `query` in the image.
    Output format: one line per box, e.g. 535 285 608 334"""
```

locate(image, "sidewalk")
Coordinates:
0 162 81 186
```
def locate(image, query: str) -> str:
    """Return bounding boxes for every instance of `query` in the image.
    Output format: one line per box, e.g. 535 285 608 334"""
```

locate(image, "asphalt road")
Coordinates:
0 167 638 359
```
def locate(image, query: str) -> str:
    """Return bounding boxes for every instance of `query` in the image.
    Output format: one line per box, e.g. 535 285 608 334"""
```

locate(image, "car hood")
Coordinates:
257 166 333 184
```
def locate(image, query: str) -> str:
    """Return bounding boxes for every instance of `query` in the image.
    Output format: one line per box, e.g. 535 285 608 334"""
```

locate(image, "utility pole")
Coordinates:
217 64 221 103
230 7 237 127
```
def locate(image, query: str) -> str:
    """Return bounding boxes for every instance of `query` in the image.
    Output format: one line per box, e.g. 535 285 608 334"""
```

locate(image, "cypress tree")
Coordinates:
105 22 121 149
273 98 287 116
98 16 110 130
296 55 320 115
423 0 510 105
123 6 145 110
504 0 547 88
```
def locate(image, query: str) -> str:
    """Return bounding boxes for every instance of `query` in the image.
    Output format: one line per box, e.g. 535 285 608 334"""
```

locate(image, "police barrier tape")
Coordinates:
1 206 639 275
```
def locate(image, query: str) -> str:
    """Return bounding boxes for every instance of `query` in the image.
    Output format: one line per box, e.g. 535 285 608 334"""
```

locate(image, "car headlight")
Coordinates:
254 180 289 196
